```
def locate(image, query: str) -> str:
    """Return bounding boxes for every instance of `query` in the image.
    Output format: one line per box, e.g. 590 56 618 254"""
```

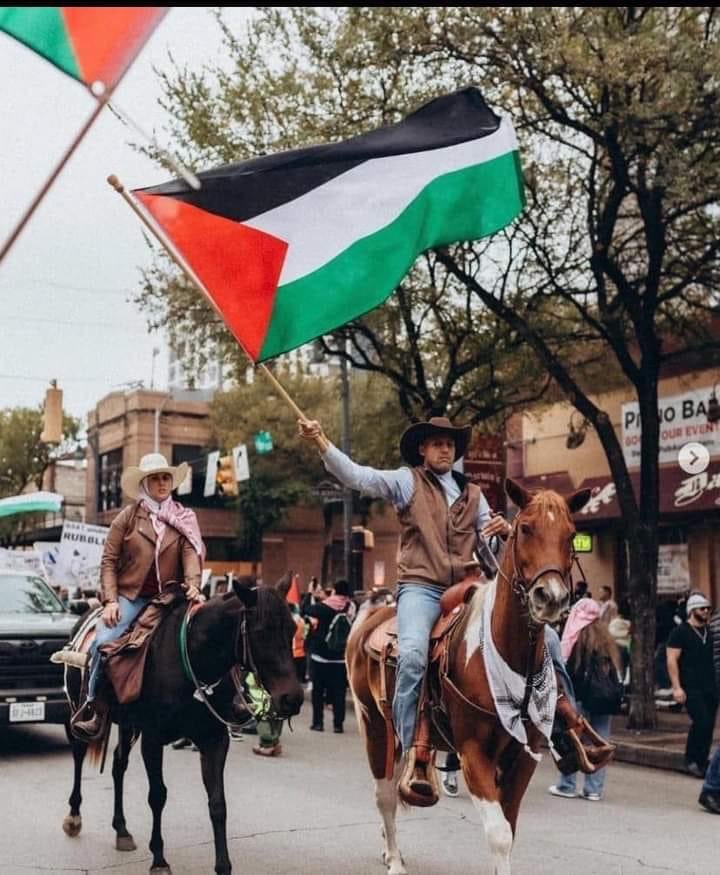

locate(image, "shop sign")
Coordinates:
573 532 593 553
657 543 690 595
622 387 720 469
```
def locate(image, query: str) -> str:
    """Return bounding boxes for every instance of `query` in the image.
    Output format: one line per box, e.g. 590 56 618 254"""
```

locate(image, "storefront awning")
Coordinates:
575 464 720 521
516 463 720 522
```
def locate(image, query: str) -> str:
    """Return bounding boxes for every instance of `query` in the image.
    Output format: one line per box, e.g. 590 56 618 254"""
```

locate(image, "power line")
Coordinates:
0 278 131 296
3 315 146 330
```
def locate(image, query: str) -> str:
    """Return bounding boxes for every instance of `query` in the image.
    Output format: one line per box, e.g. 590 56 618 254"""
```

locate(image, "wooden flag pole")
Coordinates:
107 174 310 423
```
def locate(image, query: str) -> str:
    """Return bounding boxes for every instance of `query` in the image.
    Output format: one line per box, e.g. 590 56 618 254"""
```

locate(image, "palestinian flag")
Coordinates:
0 7 168 90
134 87 525 362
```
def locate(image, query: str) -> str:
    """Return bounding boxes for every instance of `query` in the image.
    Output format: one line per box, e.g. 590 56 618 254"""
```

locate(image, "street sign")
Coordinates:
255 430 273 454
315 479 343 503
573 532 593 553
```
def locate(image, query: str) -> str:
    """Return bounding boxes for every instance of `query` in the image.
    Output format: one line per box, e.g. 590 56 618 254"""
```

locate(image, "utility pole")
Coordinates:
339 341 352 582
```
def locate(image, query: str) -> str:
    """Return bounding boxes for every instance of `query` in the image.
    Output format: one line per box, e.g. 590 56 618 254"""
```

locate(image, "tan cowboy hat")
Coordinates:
120 452 189 499
399 416 472 467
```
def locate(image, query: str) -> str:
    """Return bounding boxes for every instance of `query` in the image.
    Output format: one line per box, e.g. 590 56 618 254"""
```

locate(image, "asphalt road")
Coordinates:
0 705 716 875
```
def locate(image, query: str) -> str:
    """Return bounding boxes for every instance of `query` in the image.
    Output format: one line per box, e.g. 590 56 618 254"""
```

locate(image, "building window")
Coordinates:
98 448 123 512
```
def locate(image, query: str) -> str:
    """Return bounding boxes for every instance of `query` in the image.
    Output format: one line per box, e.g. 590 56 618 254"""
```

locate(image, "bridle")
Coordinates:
483 514 585 621
179 596 260 728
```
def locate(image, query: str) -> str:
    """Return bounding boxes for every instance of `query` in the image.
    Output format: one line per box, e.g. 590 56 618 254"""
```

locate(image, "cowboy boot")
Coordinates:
72 697 107 741
554 693 616 775
398 704 440 807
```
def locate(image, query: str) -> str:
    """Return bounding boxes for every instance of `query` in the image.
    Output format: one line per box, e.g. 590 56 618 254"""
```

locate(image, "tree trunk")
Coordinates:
626 522 658 729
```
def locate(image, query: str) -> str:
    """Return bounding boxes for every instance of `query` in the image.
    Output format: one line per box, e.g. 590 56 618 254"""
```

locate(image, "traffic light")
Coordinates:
41 383 63 444
216 455 238 497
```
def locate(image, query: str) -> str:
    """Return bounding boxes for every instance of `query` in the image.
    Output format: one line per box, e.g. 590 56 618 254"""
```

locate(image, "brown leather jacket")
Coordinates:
100 503 202 605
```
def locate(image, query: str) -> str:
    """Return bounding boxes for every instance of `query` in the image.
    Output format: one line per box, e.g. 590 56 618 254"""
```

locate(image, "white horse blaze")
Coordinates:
472 797 513 874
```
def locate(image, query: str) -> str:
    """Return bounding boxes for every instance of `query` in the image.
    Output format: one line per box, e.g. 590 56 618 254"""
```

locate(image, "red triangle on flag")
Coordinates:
136 192 288 361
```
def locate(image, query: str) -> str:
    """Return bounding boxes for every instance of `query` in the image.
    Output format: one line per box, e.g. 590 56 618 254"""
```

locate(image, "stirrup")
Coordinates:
398 747 440 808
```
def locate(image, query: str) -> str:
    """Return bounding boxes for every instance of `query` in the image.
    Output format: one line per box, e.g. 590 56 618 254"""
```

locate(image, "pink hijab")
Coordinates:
561 597 601 661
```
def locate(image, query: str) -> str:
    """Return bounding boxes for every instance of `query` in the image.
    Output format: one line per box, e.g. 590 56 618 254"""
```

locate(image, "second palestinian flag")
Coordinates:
134 87 525 362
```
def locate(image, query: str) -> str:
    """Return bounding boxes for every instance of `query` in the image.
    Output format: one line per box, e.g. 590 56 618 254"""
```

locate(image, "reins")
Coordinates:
178 598 257 729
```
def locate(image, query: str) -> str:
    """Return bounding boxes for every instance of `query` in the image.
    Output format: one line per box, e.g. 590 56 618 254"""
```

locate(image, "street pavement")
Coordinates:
0 706 717 875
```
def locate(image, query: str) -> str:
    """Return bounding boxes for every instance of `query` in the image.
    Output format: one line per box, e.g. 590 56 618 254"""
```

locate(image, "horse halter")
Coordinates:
501 516 581 625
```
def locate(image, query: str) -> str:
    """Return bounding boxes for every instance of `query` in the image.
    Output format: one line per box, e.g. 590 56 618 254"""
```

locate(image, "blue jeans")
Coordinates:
703 746 720 794
555 709 612 797
393 583 443 751
544 625 576 707
86 595 150 700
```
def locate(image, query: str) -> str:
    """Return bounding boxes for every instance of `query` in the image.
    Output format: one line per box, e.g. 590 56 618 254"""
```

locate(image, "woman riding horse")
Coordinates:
74 452 204 737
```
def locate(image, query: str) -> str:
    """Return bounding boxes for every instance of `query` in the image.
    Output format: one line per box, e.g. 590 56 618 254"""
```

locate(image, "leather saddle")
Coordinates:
50 606 101 673
366 580 480 664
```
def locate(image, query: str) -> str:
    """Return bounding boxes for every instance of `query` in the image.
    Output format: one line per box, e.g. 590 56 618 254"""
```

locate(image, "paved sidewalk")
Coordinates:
610 707 720 772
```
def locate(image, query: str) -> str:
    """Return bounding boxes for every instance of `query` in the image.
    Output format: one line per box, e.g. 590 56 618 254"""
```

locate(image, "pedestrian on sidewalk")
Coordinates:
549 598 622 802
699 746 720 814
666 592 718 778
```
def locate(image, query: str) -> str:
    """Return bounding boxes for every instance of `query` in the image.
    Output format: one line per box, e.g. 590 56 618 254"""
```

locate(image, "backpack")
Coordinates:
324 609 352 656
580 652 624 715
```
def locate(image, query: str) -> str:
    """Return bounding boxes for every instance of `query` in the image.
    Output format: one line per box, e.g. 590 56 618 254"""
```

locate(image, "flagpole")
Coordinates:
0 97 109 265
106 174 310 423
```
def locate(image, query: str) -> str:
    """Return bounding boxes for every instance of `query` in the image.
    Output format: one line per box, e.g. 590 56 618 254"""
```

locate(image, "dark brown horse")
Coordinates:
63 580 304 874
346 478 590 875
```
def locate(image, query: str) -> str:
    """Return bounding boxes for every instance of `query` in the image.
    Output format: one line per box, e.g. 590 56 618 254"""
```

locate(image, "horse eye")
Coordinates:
520 522 532 536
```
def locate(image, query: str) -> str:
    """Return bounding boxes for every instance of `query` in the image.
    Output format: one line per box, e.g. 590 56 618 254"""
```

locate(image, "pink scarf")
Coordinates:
139 487 206 584
561 597 601 661
324 594 350 612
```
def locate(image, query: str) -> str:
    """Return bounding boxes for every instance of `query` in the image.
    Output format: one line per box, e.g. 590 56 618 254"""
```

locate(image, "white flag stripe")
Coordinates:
247 119 518 285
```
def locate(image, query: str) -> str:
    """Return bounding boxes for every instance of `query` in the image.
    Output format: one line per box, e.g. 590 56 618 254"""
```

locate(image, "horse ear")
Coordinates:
505 477 531 510
232 579 259 607
566 487 592 514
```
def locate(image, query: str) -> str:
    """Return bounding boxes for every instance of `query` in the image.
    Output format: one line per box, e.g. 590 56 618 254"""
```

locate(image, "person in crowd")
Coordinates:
667 592 718 778
608 615 632 692
548 598 622 801
437 751 460 797
74 453 204 738
306 578 354 733
299 415 608 807
598 585 618 623
246 671 283 757
699 746 720 814
571 580 592 604
290 602 307 683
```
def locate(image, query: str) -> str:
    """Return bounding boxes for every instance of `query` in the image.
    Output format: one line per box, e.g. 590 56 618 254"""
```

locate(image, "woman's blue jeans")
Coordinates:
555 708 612 797
393 583 443 752
86 595 149 701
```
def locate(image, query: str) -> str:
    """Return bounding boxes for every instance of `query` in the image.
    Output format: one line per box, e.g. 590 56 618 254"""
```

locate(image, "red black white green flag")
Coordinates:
0 7 168 92
134 87 525 363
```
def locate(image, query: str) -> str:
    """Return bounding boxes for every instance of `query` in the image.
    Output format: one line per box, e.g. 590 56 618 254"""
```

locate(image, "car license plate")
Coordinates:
9 701 46 723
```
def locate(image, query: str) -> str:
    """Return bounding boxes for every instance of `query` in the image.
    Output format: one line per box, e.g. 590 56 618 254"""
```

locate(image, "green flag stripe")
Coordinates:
258 150 523 361
0 7 80 81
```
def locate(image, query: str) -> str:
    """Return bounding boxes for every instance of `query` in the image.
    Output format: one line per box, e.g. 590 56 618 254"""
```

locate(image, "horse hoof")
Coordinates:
116 834 136 851
62 815 82 837
150 867 172 874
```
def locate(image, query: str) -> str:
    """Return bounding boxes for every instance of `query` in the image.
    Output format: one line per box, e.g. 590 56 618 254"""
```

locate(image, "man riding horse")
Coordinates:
299 415 613 806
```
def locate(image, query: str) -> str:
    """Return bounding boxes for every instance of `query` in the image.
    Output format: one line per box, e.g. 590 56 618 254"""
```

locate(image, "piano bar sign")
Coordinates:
573 532 593 553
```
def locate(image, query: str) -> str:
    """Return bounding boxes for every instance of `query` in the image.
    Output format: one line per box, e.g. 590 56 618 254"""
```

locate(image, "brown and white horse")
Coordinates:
346 478 590 875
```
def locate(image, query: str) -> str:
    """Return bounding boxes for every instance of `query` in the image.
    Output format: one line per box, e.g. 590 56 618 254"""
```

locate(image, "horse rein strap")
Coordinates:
179 601 255 729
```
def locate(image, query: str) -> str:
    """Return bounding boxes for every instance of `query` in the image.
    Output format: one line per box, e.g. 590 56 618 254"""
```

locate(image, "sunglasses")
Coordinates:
694 606 711 612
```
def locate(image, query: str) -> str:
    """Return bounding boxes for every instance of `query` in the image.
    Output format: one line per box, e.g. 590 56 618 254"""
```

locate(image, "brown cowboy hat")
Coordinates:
399 416 472 467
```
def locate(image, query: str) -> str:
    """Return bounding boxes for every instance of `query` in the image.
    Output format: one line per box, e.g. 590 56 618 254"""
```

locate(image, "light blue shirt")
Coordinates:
321 443 492 534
